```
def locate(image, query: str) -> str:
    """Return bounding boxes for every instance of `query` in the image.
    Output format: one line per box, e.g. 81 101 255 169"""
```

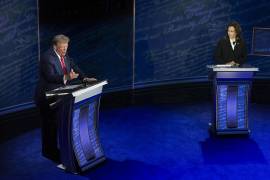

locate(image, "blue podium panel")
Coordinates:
46 81 107 173
208 66 258 135
216 83 249 133
72 96 105 172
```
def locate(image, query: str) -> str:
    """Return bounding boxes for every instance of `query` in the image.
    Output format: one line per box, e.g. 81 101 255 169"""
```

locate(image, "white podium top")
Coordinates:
207 65 259 72
73 81 108 103
46 81 108 103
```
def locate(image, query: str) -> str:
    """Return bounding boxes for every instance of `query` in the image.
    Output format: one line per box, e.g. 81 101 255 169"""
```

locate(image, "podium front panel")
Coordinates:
216 83 249 131
49 81 108 173
207 66 258 135
72 95 105 171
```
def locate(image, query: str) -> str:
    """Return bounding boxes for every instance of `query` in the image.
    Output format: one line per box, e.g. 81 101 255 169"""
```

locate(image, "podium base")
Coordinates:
208 122 250 136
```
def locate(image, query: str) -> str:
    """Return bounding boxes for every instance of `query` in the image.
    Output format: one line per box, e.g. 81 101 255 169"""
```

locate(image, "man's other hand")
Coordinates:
69 69 79 80
83 77 97 83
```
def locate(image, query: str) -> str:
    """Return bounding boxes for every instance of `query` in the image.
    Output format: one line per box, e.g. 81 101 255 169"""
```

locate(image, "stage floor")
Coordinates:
1 101 270 179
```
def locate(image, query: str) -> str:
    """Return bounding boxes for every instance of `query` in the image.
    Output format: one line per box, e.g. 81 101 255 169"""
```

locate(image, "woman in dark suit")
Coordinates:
214 21 247 66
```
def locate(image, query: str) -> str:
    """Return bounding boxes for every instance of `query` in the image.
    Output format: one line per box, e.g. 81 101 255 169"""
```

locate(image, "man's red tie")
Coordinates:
60 56 67 74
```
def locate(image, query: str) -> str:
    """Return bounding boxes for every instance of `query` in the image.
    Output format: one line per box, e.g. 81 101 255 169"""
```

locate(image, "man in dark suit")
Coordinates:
214 21 247 66
35 34 96 162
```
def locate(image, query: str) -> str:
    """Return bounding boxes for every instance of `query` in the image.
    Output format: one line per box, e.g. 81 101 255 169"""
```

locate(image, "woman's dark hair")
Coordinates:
226 21 242 40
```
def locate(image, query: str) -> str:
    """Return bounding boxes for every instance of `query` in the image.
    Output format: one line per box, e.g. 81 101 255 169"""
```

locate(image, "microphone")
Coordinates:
233 41 236 45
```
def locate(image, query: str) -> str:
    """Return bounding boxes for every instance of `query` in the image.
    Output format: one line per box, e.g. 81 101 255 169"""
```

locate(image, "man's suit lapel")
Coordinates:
50 48 71 74
51 50 64 75
64 56 70 73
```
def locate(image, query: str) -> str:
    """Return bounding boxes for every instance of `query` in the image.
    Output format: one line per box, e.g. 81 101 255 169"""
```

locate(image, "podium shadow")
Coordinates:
200 136 267 165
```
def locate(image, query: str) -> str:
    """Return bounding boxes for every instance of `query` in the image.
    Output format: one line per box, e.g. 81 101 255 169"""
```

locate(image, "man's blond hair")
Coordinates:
52 34 70 45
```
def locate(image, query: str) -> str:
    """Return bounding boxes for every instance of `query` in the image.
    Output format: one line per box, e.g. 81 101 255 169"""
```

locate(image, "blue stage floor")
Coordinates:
1 102 270 179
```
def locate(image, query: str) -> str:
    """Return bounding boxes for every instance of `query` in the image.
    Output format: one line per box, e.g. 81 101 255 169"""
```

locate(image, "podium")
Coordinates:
46 81 107 173
208 65 258 135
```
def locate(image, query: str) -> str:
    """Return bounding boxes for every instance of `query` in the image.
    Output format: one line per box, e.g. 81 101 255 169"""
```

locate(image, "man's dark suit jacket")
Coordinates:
34 48 87 161
214 36 247 65
35 48 85 106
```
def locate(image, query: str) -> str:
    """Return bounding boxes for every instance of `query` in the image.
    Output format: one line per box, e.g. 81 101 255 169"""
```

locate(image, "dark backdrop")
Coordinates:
1 0 270 110
39 0 134 92
135 0 270 87
0 0 39 110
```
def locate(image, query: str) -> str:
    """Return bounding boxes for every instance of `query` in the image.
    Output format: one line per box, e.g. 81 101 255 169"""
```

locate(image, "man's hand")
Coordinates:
83 77 97 83
69 69 79 80
63 69 79 85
